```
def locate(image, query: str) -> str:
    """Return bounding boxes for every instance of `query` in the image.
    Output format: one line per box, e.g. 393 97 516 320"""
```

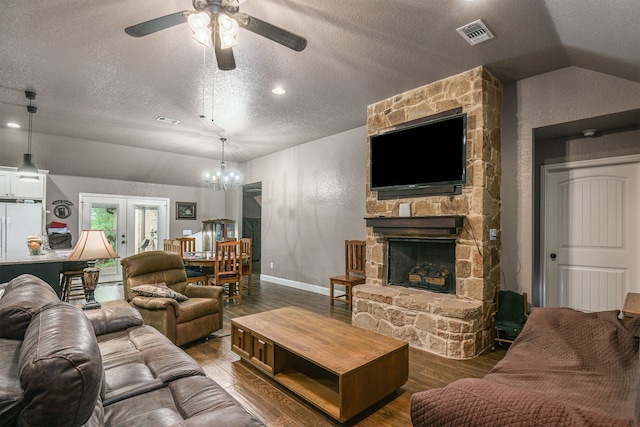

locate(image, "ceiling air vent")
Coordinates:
456 19 494 45
156 116 180 125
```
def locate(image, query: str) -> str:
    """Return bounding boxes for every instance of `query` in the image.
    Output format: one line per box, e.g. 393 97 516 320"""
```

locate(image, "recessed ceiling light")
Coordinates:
7 122 20 128
271 87 286 95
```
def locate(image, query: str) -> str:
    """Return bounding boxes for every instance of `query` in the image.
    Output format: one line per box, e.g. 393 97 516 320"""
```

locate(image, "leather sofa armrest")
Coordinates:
130 296 180 315
183 284 223 299
83 306 144 336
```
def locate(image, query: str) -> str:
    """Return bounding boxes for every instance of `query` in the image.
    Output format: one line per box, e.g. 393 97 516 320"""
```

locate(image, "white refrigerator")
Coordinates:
0 202 44 253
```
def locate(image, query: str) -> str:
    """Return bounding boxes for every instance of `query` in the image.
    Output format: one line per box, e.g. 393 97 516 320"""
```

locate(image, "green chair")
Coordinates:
491 290 528 350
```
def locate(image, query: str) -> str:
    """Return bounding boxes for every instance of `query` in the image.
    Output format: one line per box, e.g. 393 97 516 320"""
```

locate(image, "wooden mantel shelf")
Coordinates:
365 216 465 236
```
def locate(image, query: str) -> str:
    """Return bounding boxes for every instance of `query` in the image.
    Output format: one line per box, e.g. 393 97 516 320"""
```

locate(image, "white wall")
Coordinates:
240 126 368 293
501 66 640 302
46 174 226 246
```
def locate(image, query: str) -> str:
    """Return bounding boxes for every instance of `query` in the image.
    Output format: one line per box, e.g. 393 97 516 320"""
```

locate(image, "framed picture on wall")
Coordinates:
176 202 197 220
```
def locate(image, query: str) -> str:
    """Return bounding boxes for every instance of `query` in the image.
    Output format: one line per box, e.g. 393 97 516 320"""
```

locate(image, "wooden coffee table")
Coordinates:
231 306 409 422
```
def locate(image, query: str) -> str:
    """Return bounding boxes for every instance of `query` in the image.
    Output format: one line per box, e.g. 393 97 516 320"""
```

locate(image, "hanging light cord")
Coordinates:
27 96 36 155
28 105 33 154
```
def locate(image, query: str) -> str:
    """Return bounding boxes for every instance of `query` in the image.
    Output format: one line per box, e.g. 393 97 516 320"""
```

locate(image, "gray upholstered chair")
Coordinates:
121 251 223 346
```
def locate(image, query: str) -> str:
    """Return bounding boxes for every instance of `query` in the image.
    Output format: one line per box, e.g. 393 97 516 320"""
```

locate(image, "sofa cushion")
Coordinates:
103 376 265 427
97 324 205 406
0 274 59 340
130 283 189 302
18 303 103 427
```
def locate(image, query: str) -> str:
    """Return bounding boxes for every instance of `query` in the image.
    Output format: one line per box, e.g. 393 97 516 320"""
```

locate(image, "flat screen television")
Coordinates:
370 113 467 191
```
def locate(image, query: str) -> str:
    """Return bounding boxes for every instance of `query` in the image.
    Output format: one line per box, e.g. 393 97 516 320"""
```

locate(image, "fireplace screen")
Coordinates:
387 238 456 294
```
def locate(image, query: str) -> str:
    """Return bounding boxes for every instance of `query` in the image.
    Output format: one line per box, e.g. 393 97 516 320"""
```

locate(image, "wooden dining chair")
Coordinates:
176 237 197 255
330 240 366 310
164 238 208 285
213 240 243 304
240 237 253 296
163 239 182 255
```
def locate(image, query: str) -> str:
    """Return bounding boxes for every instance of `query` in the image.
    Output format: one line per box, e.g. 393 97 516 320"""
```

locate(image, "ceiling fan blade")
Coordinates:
125 11 189 37
214 37 236 70
234 14 307 52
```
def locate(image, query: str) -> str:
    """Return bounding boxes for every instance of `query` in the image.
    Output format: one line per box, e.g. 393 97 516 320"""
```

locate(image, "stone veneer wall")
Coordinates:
353 66 503 359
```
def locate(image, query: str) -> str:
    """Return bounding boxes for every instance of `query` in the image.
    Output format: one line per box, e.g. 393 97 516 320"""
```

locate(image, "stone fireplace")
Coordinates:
352 66 502 359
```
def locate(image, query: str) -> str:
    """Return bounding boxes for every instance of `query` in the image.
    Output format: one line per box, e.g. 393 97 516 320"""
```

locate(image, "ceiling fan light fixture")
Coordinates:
188 12 210 32
189 12 212 47
218 14 239 49
192 28 212 47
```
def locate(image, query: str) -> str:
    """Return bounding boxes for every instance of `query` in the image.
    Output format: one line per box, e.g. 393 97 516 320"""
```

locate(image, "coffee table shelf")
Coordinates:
231 307 408 422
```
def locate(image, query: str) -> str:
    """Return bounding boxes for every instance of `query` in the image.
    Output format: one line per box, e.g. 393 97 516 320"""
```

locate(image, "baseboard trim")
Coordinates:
259 275 329 296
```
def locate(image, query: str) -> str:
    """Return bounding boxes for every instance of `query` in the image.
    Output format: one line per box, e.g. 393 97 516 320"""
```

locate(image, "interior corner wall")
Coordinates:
501 66 640 304
239 126 367 292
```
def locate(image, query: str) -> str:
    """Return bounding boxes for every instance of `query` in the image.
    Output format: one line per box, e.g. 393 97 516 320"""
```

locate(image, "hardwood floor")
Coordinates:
96 276 507 426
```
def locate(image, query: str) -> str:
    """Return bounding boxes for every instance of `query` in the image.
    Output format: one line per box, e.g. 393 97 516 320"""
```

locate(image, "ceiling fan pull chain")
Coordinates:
200 45 206 119
211 37 216 125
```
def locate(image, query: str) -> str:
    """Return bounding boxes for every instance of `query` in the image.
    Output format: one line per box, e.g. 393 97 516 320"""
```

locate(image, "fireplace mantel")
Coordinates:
365 216 464 236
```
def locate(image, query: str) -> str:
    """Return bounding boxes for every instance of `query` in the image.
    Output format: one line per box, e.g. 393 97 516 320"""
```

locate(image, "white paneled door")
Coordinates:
543 156 639 311
79 194 169 283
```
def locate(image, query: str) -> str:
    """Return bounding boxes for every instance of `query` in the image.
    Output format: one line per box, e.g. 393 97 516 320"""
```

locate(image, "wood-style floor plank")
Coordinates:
97 276 506 426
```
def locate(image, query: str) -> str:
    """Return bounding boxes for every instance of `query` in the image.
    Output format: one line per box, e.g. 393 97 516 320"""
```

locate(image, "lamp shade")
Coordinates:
67 230 119 262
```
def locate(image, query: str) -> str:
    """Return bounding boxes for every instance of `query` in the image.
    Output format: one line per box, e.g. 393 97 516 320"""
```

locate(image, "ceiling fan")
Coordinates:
125 0 307 71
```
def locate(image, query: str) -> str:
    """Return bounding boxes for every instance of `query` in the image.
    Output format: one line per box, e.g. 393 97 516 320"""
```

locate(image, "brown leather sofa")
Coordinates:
0 274 264 426
121 250 222 346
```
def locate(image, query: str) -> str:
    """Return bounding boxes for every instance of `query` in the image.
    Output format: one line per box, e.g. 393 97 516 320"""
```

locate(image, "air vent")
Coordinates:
456 19 495 45
156 116 180 125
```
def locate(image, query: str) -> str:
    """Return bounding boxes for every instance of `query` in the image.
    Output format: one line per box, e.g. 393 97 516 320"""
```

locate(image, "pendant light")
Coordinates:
17 91 39 182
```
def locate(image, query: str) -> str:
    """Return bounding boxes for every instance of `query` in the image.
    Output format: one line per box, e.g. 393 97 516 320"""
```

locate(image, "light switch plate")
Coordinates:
490 229 497 240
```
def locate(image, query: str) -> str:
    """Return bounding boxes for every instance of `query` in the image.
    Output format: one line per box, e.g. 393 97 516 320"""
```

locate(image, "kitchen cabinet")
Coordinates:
0 168 47 200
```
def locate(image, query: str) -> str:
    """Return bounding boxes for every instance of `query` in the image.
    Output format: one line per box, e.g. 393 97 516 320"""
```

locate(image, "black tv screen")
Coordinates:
370 113 467 191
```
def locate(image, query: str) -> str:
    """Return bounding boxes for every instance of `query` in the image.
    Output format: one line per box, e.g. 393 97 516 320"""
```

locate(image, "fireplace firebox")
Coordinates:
387 238 456 294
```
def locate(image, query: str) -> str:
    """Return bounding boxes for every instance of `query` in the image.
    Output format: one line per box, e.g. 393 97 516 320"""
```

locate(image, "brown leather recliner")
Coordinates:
121 251 223 346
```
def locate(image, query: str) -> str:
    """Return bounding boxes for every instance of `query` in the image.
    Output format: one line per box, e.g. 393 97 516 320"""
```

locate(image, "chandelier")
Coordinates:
205 137 241 191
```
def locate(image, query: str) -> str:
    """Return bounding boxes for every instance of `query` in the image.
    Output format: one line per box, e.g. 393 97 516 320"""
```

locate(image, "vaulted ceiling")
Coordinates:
1 0 639 172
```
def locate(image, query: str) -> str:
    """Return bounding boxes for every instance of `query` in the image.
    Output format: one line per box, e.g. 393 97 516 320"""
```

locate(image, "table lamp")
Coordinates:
67 229 119 310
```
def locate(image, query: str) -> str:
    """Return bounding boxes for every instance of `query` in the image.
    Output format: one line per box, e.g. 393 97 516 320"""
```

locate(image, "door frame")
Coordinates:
540 154 640 307
78 193 170 282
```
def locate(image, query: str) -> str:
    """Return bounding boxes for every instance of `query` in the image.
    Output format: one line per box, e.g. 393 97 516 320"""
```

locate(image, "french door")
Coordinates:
542 155 639 311
79 194 169 283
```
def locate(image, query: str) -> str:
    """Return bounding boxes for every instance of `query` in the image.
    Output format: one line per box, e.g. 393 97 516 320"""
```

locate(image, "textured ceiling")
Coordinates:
1 0 639 171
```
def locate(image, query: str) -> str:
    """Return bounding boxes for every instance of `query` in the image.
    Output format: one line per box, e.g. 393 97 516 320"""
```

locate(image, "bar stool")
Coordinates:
60 261 88 302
